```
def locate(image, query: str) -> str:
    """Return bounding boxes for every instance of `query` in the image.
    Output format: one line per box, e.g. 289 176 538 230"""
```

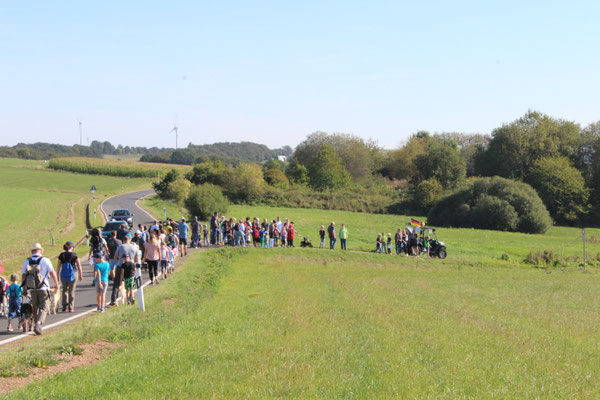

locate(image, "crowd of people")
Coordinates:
374 226 427 256
0 210 435 336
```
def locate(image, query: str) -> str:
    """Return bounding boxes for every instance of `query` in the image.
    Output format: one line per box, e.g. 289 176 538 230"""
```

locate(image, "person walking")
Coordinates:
6 274 22 332
178 217 189 256
88 228 109 285
339 224 348 250
107 230 122 275
93 253 110 312
327 222 336 250
21 243 59 335
287 223 295 247
191 216 200 248
110 233 138 306
56 241 83 312
143 232 161 285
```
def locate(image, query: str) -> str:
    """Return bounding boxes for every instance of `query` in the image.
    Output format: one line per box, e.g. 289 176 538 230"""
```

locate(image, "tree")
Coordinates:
186 160 227 186
527 157 590 224
411 178 444 212
170 149 196 165
481 111 581 179
285 159 309 184
16 147 31 159
385 134 428 181
307 144 352 191
428 176 552 233
264 168 289 188
185 184 229 220
413 138 466 189
224 163 267 203
153 169 181 200
294 132 380 181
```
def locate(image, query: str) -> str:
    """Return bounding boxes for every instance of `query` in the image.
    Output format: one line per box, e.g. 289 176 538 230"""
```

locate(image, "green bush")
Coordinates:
185 184 229 220
223 163 267 204
428 177 552 233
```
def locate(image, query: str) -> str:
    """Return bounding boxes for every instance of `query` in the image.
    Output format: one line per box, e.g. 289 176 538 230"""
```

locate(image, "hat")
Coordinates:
181 217 185 221
93 252 103 259
31 243 43 251
135 230 142 235
125 233 132 238
65 241 75 247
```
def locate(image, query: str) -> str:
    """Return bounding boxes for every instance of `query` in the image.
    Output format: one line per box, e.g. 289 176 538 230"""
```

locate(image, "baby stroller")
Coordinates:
300 237 313 248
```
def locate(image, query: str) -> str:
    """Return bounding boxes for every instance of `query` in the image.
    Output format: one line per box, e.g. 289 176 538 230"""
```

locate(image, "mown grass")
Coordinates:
49 157 190 178
143 195 600 267
4 248 600 398
0 158 152 274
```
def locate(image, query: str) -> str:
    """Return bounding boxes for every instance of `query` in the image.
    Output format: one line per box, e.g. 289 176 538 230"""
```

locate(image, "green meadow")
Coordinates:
3 248 600 398
0 159 152 274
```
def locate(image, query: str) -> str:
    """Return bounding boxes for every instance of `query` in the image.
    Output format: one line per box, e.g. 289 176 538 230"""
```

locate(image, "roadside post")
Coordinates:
85 230 89 246
163 207 167 220
582 228 586 269
135 267 145 312
90 185 96 202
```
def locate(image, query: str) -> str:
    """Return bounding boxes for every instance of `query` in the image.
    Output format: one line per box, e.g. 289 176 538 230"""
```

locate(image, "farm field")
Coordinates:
3 247 600 398
143 195 600 267
49 156 190 178
0 159 152 274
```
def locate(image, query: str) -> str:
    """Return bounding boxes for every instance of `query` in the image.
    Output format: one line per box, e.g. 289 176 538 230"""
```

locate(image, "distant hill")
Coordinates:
0 142 101 160
0 140 293 165
140 142 293 165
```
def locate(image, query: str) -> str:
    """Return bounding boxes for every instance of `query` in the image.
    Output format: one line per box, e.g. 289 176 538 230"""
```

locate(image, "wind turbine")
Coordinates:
170 123 179 149
78 120 82 145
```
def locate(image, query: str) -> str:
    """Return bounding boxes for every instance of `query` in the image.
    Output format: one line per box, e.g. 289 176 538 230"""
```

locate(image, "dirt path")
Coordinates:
0 340 120 397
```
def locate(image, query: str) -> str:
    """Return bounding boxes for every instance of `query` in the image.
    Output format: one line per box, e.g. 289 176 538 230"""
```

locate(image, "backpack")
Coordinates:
91 236 103 253
60 253 76 282
25 257 48 290
167 234 176 248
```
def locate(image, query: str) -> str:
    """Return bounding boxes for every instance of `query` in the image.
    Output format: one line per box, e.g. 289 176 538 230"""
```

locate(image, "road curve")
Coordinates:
0 188 157 346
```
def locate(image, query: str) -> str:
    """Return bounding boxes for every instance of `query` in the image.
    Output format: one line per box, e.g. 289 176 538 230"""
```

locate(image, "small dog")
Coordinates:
115 283 127 306
49 289 61 315
19 303 34 332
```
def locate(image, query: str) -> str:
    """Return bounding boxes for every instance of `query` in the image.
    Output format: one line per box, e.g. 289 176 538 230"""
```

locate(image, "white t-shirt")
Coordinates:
276 221 283 233
21 254 54 290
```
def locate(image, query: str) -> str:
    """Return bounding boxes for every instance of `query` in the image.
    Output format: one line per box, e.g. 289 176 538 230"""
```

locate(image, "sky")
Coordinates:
1 1 599 150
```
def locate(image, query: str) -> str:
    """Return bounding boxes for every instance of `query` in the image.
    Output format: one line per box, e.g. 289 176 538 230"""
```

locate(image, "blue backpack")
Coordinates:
60 253 76 282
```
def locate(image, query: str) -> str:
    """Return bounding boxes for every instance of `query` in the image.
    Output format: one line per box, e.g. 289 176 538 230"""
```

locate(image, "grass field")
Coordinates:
143 195 600 267
3 248 600 398
0 158 152 274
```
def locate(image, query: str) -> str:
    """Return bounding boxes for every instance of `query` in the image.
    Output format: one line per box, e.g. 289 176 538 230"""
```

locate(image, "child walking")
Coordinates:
120 254 136 305
6 274 22 332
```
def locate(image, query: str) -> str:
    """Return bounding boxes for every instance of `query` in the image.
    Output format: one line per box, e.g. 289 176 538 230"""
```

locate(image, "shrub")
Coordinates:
153 169 191 204
428 176 552 233
185 184 229 220
308 144 352 191
224 163 267 204
411 178 444 212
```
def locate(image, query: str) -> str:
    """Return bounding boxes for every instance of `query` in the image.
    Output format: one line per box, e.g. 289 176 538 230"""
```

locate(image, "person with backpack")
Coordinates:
21 243 59 335
107 230 122 274
56 241 83 312
110 233 138 306
87 228 109 285
6 274 22 332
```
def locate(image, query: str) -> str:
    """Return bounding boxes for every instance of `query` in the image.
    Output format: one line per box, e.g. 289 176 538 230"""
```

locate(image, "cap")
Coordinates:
65 241 75 247
31 243 43 251
93 252 103 259
181 217 185 221
125 233 132 238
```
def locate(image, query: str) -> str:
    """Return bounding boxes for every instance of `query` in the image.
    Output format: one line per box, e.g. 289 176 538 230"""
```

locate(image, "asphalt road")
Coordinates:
0 188 157 344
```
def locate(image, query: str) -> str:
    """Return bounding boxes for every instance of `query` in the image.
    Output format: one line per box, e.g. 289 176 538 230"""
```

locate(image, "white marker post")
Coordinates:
135 267 145 312
163 207 167 220
582 228 586 269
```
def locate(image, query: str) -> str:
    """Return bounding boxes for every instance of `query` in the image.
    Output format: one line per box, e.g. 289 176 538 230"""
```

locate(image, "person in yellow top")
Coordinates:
339 224 348 250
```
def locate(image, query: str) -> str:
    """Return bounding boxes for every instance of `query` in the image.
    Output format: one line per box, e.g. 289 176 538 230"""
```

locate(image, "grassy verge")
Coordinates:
0 158 152 275
141 195 600 267
4 248 600 398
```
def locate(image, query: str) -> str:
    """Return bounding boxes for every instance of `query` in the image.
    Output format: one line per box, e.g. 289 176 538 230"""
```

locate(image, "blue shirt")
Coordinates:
7 283 22 301
178 222 189 239
94 261 110 283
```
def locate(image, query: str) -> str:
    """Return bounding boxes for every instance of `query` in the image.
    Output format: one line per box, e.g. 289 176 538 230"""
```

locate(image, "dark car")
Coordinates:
101 221 125 240
110 209 134 227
